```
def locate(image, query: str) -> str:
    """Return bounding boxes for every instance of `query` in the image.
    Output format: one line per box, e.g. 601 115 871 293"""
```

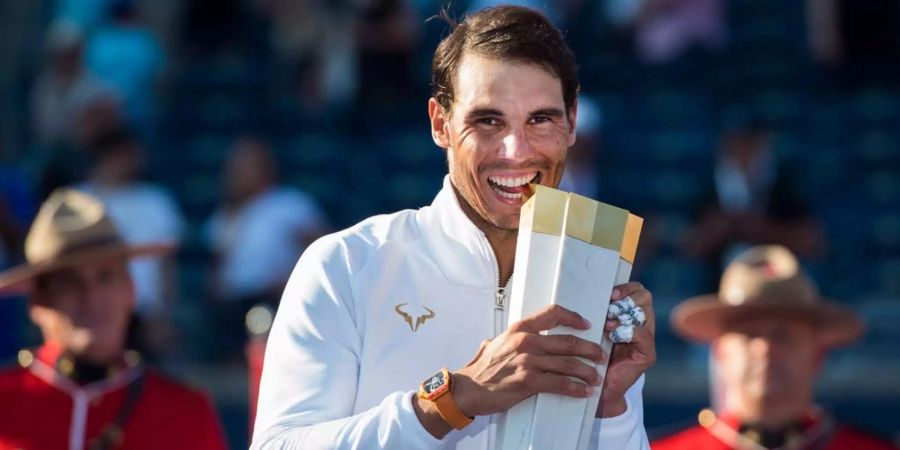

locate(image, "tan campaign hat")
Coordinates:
0 188 172 293
671 245 863 348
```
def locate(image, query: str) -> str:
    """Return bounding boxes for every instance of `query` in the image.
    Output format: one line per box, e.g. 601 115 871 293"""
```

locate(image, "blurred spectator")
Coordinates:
54 0 115 32
255 0 358 109
559 95 604 198
356 0 420 104
616 0 726 64
76 128 184 359
29 20 122 201
682 117 825 281
0 189 226 449
807 0 900 85
31 20 119 149
207 136 327 304
205 136 326 360
86 0 165 137
73 92 124 147
655 245 895 449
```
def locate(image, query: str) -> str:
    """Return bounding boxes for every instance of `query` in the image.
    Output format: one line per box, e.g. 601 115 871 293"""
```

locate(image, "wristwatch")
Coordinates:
418 367 473 430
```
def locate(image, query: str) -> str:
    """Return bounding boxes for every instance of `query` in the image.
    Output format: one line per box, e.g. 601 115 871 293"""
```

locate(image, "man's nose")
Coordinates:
82 279 109 310
499 127 535 160
748 336 773 358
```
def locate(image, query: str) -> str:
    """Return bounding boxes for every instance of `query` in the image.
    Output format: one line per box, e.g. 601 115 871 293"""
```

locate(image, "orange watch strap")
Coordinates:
420 368 473 430
432 385 473 430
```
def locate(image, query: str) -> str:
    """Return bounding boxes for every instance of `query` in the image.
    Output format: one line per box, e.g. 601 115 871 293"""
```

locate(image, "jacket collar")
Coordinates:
707 409 834 449
416 176 501 289
26 342 143 393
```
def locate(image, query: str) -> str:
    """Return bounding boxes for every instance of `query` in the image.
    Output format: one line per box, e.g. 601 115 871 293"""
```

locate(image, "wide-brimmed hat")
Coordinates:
0 188 172 293
671 245 863 348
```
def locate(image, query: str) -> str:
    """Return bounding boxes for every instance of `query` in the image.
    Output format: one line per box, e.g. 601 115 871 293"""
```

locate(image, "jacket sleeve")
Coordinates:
250 238 446 450
588 375 650 449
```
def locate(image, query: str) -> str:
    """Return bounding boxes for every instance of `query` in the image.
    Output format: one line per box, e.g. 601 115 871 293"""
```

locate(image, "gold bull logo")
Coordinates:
394 303 435 332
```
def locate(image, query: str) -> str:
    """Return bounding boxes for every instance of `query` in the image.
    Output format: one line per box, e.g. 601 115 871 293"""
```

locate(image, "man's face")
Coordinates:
225 139 273 202
102 144 143 182
714 316 821 425
30 258 135 363
723 131 769 172
429 54 576 230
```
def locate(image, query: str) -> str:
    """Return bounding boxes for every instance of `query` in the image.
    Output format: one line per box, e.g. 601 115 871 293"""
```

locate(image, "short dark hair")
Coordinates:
431 6 579 114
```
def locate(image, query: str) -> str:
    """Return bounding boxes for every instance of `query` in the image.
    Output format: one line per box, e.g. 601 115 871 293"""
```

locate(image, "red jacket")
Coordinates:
0 344 227 450
652 410 896 450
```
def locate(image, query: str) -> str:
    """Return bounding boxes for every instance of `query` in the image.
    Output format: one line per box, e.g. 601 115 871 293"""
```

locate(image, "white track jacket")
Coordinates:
252 176 649 450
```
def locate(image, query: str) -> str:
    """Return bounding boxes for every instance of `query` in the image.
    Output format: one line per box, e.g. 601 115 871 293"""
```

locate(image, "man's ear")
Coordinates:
428 98 451 149
567 99 578 147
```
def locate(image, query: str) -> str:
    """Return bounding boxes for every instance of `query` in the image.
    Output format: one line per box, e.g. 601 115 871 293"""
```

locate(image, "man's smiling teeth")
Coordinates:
487 173 538 200
487 173 537 188
495 190 523 199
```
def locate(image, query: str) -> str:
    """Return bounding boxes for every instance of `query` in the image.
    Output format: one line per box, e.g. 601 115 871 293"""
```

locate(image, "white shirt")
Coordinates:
252 176 649 449
207 188 325 299
31 71 117 146
77 182 183 314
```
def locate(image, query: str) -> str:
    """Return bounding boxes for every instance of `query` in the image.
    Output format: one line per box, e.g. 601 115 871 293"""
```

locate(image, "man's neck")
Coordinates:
487 230 517 287
727 405 810 431
228 184 272 210
36 342 129 384
451 186 518 286
90 170 132 188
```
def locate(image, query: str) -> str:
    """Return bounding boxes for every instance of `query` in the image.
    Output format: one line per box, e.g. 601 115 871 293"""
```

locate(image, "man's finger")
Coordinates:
525 372 594 398
630 324 656 356
629 288 652 310
605 319 619 331
535 334 605 363
617 306 647 327
610 325 635 344
611 282 645 301
510 304 590 334
612 284 656 333
607 296 636 319
532 355 602 386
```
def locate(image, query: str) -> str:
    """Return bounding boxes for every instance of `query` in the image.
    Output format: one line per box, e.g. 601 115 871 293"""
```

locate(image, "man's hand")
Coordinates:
414 305 606 438
453 305 606 417
597 281 656 417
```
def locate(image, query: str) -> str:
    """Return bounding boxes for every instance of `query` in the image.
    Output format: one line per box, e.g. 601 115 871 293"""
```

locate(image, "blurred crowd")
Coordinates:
1 0 899 448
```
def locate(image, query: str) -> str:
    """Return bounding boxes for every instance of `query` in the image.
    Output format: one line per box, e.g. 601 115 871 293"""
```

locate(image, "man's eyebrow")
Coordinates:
530 108 565 118
465 108 504 119
464 107 567 119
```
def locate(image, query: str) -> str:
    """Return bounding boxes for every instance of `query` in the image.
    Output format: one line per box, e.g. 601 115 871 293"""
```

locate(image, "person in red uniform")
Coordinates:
654 245 896 450
0 188 226 450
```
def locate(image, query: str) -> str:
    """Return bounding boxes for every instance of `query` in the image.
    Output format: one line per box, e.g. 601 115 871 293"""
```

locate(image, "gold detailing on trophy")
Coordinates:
523 185 643 254
621 214 643 264
526 184 567 236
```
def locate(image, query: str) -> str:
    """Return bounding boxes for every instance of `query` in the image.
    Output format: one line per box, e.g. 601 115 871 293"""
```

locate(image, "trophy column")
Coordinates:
497 185 643 450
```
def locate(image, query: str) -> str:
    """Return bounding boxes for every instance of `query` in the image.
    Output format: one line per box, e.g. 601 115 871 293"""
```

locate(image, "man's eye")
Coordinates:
478 118 500 126
531 116 551 124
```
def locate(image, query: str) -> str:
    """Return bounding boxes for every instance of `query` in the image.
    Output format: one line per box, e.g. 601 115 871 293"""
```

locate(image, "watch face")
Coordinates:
423 371 446 395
